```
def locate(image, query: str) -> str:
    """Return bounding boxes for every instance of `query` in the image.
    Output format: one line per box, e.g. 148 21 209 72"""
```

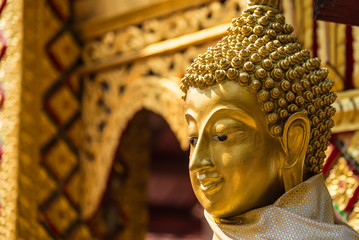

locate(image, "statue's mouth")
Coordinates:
197 173 224 194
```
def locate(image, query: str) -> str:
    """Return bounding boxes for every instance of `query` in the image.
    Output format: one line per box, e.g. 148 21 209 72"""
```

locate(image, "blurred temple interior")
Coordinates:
1 0 359 239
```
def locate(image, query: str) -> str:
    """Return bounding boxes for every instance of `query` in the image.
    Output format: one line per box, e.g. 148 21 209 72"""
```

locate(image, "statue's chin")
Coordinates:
205 206 243 220
197 195 245 219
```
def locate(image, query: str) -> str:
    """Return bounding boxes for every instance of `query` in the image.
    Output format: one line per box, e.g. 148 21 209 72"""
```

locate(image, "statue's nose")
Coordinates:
189 158 214 173
189 137 214 172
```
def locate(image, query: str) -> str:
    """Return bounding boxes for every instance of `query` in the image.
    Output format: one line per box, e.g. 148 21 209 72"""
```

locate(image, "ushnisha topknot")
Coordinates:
180 0 336 175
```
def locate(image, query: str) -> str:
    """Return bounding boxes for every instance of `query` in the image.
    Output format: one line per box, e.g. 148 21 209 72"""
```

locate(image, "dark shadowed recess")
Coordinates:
147 111 203 239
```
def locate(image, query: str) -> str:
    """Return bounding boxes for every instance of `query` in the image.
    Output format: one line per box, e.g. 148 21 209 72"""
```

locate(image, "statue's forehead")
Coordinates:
185 81 264 129
185 82 258 112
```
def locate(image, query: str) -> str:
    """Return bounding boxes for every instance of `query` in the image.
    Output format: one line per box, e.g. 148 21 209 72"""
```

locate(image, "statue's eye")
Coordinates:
189 137 198 146
212 135 228 141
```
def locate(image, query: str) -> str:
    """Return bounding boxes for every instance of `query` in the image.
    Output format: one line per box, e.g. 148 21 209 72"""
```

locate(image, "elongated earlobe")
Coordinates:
281 112 310 191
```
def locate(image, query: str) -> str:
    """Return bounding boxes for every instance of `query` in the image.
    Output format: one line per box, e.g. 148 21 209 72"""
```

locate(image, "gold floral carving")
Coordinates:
78 23 230 75
76 0 248 39
325 158 358 212
81 0 243 65
330 132 359 231
0 0 23 239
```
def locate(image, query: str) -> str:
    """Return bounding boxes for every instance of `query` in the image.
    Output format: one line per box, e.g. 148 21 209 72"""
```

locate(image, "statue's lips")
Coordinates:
197 175 224 194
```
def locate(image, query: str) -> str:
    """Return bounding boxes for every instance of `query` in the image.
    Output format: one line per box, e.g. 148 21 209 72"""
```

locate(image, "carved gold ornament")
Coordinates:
326 158 358 212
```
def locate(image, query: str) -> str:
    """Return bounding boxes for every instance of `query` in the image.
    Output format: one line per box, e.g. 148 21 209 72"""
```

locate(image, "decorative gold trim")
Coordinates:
0 0 23 238
81 0 244 68
77 23 229 75
76 0 219 40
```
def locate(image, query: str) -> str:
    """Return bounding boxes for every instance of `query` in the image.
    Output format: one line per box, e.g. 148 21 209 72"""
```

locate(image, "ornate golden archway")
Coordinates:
81 75 188 218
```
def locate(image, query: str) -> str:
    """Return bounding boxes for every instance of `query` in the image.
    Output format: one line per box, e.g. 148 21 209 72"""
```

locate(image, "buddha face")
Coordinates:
185 81 285 218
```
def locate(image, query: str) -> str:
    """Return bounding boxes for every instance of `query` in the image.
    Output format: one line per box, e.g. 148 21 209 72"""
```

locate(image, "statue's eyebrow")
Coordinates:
205 108 257 130
185 107 257 132
185 111 197 125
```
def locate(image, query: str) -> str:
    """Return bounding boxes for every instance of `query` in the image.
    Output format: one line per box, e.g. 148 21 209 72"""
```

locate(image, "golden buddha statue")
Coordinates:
180 0 359 239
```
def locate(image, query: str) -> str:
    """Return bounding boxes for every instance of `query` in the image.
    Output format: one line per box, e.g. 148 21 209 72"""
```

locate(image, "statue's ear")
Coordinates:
281 112 310 191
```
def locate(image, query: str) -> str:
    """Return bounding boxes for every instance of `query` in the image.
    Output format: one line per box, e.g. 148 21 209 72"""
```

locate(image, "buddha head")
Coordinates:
181 0 336 219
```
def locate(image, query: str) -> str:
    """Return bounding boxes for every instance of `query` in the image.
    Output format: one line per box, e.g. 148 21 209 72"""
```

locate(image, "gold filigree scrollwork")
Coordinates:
325 158 358 212
82 0 243 65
